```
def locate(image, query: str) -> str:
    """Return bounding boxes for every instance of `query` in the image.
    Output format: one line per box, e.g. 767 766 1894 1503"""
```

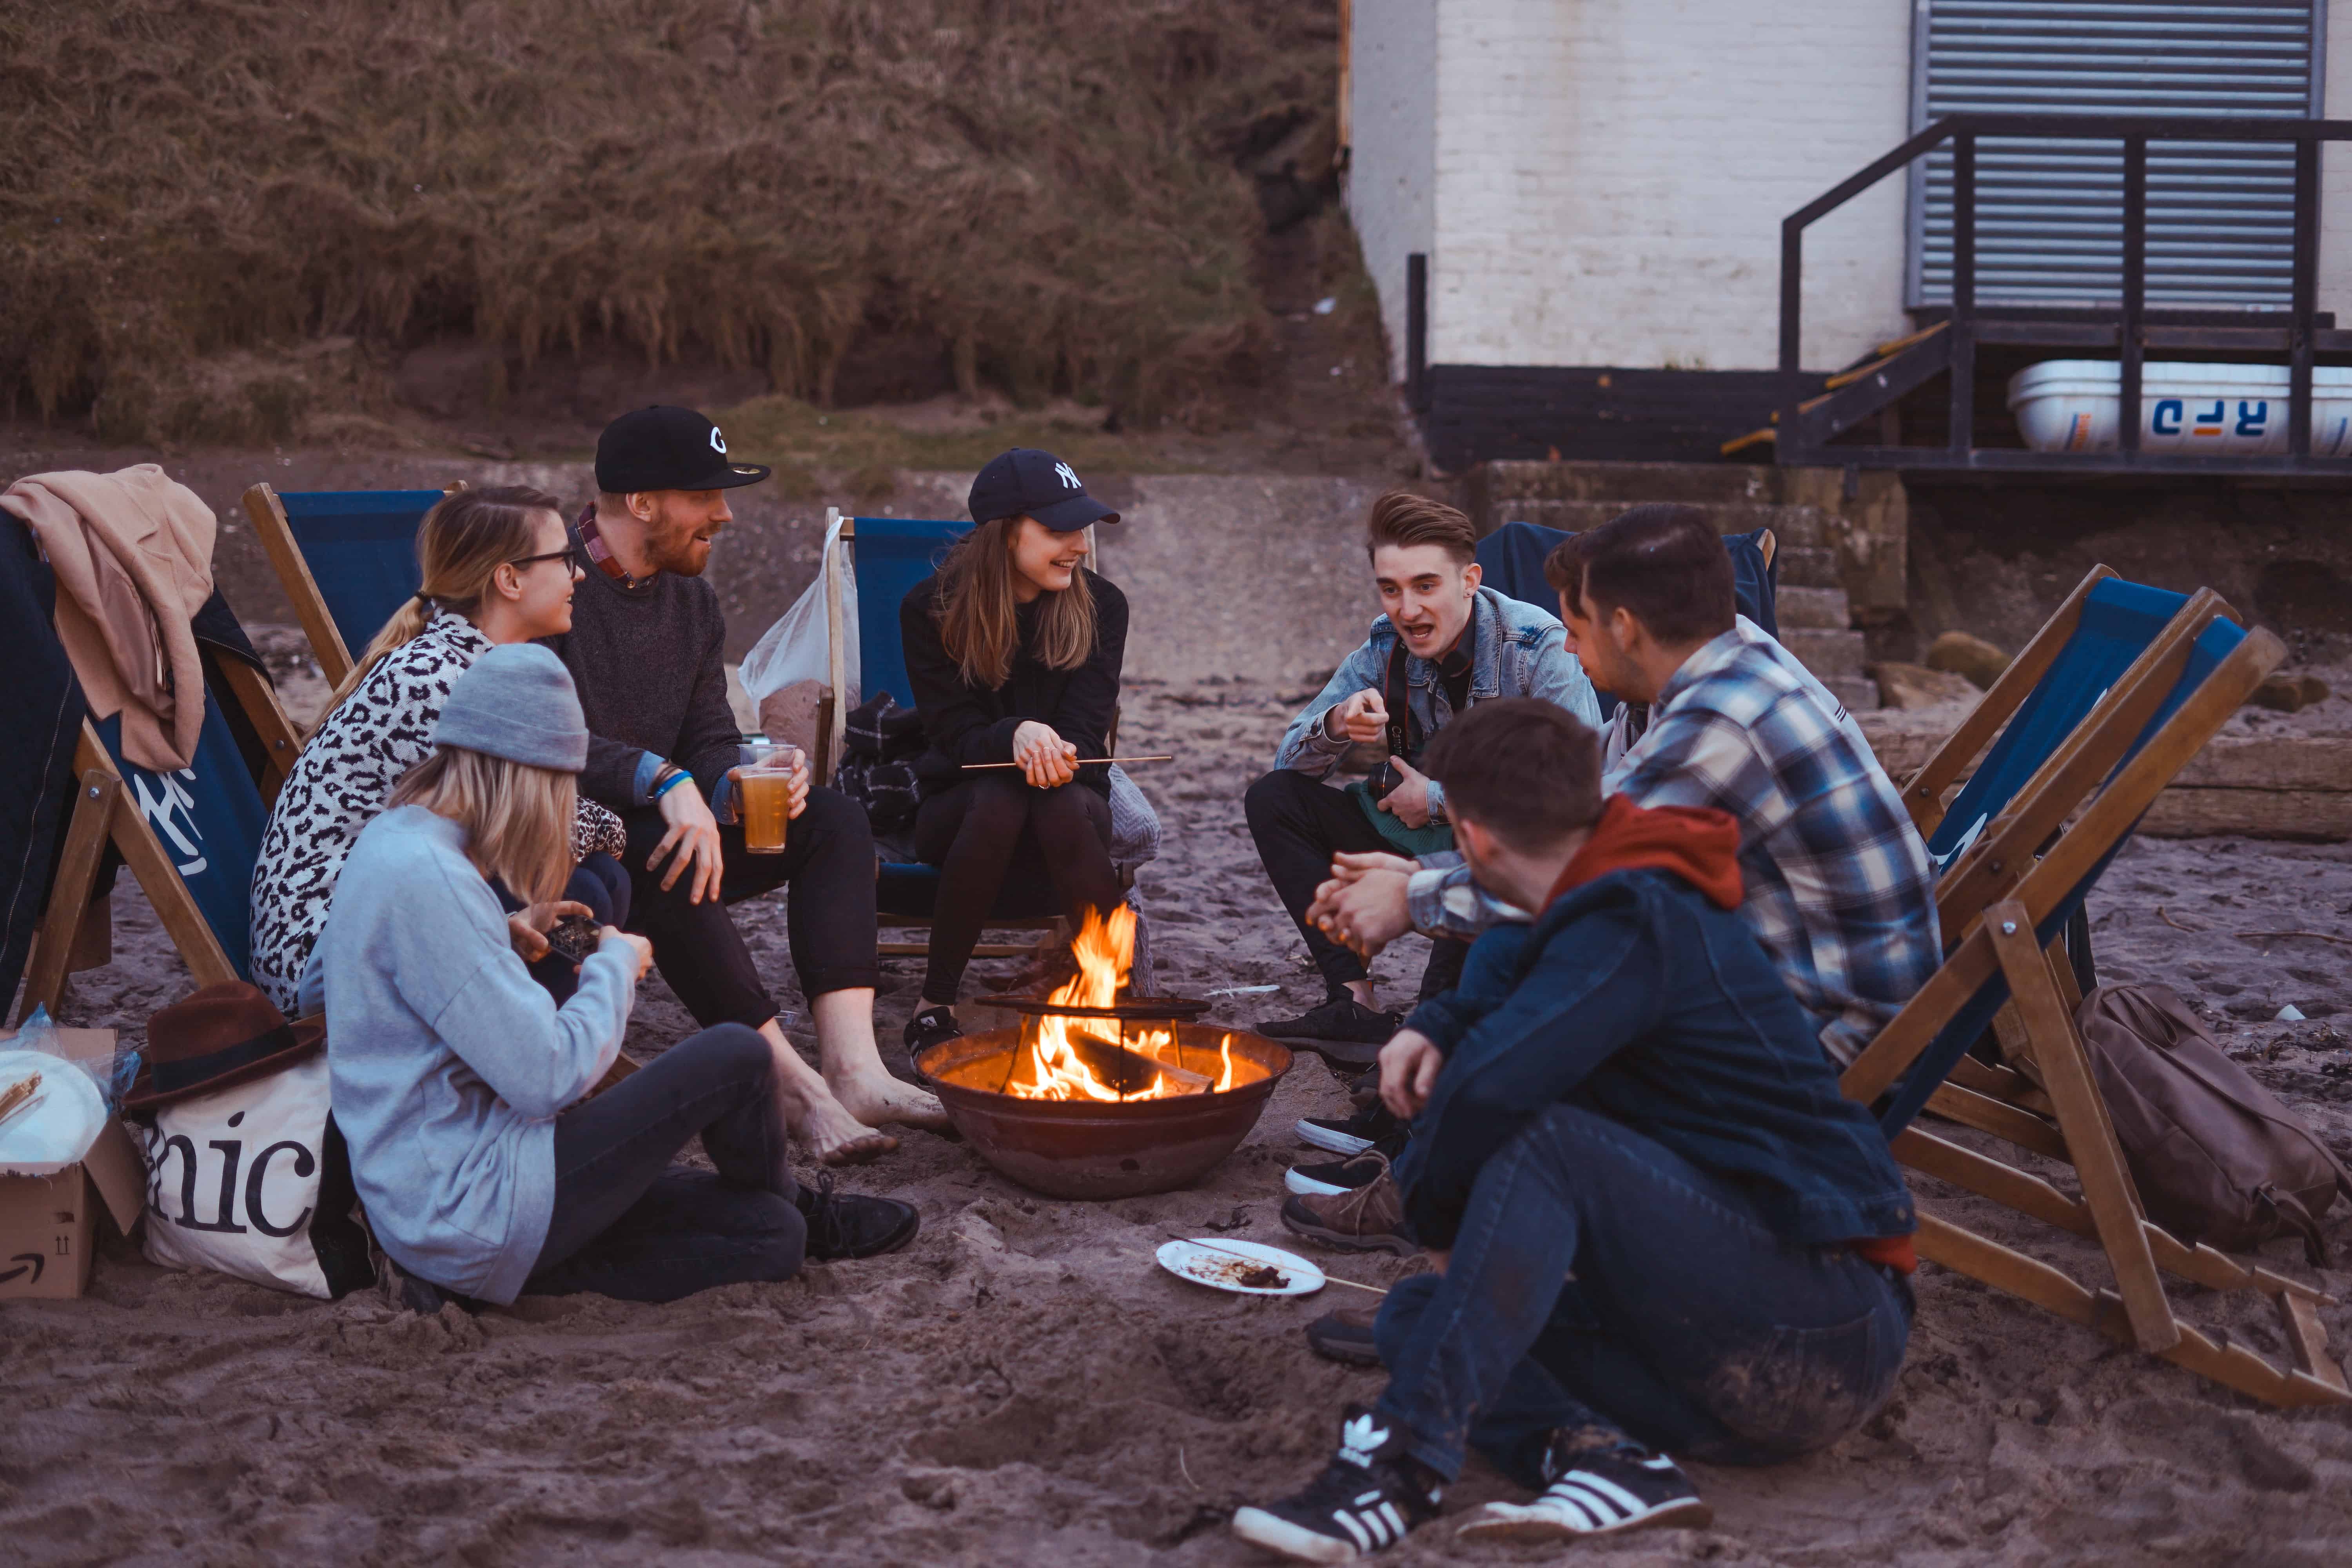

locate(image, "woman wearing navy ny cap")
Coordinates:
897 449 1130 1055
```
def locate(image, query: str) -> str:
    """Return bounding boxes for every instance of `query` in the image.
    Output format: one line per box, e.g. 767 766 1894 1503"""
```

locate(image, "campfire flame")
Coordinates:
999 905 1239 1102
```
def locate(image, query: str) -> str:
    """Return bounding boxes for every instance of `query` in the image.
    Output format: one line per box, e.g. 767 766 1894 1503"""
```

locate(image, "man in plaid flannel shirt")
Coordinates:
1315 506 1938 1066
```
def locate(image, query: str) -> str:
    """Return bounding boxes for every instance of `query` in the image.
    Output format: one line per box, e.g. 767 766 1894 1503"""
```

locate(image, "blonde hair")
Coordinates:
308 485 565 737
933 515 1097 690
387 745 575 906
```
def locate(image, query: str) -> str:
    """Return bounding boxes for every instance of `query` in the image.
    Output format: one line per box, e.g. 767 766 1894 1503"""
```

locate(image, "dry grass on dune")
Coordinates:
0 0 1337 445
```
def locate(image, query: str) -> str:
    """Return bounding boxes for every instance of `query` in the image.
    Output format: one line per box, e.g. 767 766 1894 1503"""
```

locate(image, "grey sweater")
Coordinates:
319 806 635 1303
544 524 742 810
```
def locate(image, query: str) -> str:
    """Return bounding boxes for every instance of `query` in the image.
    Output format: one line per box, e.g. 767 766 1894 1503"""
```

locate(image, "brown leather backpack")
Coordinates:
2073 984 2352 1264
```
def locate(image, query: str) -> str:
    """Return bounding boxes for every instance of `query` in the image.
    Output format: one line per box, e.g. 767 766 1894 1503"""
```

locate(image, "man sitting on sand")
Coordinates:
548 405 948 1163
1244 491 1599 1061
1231 700 1917 1562
1309 503 1937 1070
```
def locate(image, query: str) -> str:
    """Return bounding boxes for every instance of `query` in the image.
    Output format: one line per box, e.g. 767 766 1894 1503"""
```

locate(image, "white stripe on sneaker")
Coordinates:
1552 1480 1625 1529
1560 1468 1651 1518
1539 1486 1601 1531
1332 1509 1374 1552
1378 1501 1406 1538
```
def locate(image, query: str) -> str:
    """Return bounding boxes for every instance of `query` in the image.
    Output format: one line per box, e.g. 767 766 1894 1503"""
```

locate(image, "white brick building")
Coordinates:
1348 0 2352 469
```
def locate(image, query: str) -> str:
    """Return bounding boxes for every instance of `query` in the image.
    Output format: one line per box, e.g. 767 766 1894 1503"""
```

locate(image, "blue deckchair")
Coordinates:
1475 519 1779 633
243 484 448 685
1475 520 1778 722
1836 601 2345 1407
17 607 301 1021
820 512 1112 954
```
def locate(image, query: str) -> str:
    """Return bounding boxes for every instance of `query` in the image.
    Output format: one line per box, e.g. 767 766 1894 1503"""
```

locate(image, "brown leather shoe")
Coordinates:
1305 1303 1383 1366
1279 1156 1419 1256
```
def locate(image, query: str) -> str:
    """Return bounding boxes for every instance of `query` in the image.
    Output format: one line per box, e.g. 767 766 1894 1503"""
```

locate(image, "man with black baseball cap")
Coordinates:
546 405 948 1164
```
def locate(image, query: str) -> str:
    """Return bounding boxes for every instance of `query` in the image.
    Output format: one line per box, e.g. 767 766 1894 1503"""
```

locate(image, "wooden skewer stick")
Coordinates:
1165 1232 1390 1296
962 754 1174 770
0 1071 44 1130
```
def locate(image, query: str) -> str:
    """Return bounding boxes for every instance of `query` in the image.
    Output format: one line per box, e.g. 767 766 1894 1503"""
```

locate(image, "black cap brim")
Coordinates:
1030 492 1119 531
703 462 772 490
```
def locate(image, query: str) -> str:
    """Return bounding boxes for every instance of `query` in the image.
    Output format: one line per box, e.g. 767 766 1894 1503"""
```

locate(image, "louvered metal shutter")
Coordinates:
1908 0 2323 309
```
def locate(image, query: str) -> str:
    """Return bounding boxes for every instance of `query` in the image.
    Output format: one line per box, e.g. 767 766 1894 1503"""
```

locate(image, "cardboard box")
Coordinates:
0 1027 147 1300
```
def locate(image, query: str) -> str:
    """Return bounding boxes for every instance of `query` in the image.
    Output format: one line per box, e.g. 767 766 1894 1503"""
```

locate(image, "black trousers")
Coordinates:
1243 768 1467 1001
913 775 1120 1005
527 1023 803 1303
618 785 880 1032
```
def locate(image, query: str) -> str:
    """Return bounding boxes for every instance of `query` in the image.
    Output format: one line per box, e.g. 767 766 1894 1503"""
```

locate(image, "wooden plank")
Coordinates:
15 769 121 1024
1898 566 2115 836
1925 1081 2071 1160
1986 899 2179 1353
1947 1052 2036 1102
212 654 301 805
1894 1126 2094 1236
2283 1293 2350 1393
2139 787 2352 840
242 483 354 687
825 510 849 786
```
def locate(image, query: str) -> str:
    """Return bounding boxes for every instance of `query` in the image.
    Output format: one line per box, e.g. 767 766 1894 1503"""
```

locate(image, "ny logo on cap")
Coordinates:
1054 461 1079 490
710 426 728 455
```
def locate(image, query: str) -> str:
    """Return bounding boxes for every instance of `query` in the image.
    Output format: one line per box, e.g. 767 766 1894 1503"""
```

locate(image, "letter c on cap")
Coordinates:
710 426 728 455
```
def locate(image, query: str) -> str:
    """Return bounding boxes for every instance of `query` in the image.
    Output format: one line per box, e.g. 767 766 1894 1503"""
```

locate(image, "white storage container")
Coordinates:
2007 360 2352 457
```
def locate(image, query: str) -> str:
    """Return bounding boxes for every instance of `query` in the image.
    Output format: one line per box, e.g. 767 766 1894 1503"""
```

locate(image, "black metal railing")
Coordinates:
1779 113 2352 473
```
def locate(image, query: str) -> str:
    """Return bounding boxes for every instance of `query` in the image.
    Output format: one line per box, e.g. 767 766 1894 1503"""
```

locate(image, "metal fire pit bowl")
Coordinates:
916 1024 1294 1200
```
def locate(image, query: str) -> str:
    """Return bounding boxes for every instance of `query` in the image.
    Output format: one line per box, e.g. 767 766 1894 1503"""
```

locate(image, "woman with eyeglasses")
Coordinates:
250 485 628 1016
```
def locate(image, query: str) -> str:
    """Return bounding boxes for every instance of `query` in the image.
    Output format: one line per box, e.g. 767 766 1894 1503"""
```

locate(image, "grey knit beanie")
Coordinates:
432 644 589 771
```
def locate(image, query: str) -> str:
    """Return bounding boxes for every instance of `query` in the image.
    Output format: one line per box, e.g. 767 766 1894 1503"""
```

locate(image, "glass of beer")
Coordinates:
737 738 797 855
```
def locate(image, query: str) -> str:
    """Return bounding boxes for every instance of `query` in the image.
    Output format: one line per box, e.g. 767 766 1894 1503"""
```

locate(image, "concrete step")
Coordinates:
1778 626 1869 681
1488 498 1833 550
1775 545 1841 590
1776 584 1853 630
1824 675 1882 714
1475 460 1778 507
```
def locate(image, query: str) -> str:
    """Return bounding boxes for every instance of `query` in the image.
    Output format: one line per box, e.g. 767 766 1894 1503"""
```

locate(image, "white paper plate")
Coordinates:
1156 1237 1326 1297
0 1049 107 1176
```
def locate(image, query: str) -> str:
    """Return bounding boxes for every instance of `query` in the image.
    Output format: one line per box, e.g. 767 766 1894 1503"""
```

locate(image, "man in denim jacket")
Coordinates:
1243 492 1600 1058
1232 700 1916 1563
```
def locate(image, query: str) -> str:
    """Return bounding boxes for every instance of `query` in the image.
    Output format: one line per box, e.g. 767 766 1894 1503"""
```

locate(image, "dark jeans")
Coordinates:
1374 1102 1912 1484
913 775 1120 1005
618 785 880 1031
526 1022 803 1303
1243 768 1466 1000
494 853 633 1004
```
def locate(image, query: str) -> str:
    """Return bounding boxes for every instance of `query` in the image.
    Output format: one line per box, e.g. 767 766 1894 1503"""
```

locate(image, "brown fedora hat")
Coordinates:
122 982 325 1111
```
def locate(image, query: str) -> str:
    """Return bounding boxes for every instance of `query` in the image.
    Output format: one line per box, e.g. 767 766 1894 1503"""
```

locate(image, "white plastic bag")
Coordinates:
741 514 858 708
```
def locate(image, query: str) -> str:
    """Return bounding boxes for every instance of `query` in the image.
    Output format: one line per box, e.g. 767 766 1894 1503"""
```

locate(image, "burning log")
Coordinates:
1060 1031 1211 1097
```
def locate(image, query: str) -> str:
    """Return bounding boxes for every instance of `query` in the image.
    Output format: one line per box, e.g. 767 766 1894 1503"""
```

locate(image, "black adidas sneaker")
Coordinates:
1294 1095 1402 1157
1230 1406 1442 1562
1453 1438 1710 1543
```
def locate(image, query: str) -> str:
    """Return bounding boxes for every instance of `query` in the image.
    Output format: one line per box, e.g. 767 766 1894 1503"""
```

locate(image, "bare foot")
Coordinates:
833 1071 953 1132
790 1091 899 1166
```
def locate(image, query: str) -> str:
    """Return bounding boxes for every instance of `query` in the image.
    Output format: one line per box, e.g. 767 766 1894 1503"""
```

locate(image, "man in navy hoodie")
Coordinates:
1232 700 1917 1563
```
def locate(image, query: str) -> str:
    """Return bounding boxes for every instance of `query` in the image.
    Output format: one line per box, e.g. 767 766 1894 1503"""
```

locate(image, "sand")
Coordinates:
9 501 2352 1564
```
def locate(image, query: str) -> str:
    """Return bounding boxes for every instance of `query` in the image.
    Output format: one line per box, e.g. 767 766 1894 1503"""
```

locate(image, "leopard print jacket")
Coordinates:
247 611 627 1012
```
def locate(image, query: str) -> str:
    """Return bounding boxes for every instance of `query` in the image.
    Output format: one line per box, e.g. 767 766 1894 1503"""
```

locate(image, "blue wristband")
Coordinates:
652 767 693 800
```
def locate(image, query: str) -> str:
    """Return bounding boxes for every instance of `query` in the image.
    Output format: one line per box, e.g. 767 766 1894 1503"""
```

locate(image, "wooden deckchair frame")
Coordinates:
15 664 302 1026
243 481 466 689
1846 602 2347 1406
820 508 1116 960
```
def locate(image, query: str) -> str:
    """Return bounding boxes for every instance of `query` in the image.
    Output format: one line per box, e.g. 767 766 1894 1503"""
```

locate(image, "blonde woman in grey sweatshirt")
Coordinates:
319 645 918 1308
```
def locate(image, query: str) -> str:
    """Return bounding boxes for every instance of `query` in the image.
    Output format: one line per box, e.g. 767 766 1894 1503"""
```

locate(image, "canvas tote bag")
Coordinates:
141 1054 372 1298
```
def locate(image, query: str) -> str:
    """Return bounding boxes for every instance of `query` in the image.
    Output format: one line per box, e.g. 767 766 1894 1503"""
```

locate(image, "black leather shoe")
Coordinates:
797 1173 921 1261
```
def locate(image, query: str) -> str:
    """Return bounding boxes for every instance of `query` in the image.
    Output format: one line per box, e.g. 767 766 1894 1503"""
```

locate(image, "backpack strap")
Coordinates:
1383 639 1414 764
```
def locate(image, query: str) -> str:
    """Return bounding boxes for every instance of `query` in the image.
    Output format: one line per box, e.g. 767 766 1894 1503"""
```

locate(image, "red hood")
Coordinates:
1543 795 1743 912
